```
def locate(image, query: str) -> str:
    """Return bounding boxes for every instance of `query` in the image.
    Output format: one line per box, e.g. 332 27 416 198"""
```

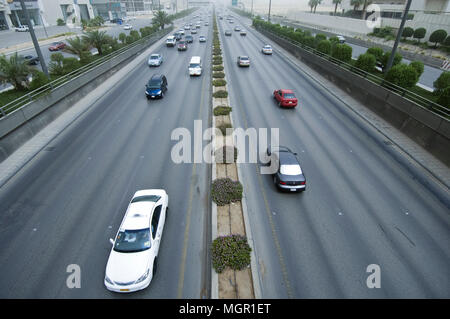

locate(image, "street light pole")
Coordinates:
385 0 412 73
19 0 49 77
251 0 254 17
268 0 272 22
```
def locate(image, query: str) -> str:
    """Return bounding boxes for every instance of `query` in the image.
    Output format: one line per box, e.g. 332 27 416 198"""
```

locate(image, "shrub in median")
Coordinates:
213 65 224 71
213 72 225 78
211 178 243 206
213 90 228 98
214 105 232 116
211 234 251 273
213 79 227 87
384 64 418 88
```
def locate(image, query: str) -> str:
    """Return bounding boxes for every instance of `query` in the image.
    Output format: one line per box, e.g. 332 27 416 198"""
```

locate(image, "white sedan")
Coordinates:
123 24 133 30
261 44 273 55
104 189 168 293
15 25 29 32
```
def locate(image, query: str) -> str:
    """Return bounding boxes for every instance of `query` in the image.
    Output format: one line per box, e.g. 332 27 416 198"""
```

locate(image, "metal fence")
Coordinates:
0 26 174 118
256 26 450 119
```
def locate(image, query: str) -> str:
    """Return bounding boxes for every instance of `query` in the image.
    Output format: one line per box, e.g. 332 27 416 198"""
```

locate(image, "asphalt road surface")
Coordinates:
218 11 450 298
0 10 213 298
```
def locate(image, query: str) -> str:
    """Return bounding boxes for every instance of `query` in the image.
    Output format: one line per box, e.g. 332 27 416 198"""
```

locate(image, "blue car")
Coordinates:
145 74 168 99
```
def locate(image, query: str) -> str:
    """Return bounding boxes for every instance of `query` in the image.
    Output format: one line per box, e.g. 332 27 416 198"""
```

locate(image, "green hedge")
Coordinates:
213 90 228 98
211 235 251 273
214 105 232 115
211 178 243 206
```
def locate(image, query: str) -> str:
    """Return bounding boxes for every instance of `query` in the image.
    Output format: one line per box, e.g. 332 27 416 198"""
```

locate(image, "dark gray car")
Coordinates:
267 146 306 192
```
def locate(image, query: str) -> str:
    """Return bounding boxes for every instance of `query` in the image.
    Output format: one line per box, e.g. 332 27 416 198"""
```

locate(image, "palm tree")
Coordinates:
313 0 322 13
0 52 32 91
308 0 316 13
351 0 364 11
361 0 372 19
82 30 110 56
65 36 90 59
333 0 342 15
152 10 172 30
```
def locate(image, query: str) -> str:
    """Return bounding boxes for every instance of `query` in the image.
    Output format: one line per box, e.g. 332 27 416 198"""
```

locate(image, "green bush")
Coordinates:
211 178 243 206
409 61 424 77
366 47 384 62
56 18 66 26
331 44 352 63
436 86 450 108
130 30 140 42
381 51 402 69
384 64 418 88
213 65 224 71
48 53 65 76
125 35 134 45
213 72 225 78
213 105 232 116
402 27 414 39
211 235 251 273
355 53 376 72
413 28 426 43
118 32 127 44
303 35 315 48
213 90 228 98
213 79 227 87
429 29 447 48
433 71 450 94
314 33 327 46
79 51 93 65
29 70 49 91
316 40 331 55
62 57 81 74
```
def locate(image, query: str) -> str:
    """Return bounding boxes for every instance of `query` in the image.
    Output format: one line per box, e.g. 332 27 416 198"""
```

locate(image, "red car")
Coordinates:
273 89 298 108
48 41 66 51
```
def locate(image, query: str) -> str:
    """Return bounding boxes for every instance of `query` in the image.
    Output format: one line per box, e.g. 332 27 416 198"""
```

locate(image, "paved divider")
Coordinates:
256 26 450 167
0 27 173 163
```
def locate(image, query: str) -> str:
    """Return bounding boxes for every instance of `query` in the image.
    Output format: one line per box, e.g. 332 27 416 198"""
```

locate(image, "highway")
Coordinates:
0 10 213 298
218 11 450 298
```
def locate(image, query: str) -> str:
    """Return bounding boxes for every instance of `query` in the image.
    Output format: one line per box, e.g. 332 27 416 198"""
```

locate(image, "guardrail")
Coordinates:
256 26 450 119
0 26 174 118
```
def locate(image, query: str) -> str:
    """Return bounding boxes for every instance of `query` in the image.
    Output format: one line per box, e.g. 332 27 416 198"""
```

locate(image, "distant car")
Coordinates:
195 24 201 29
145 74 168 99
199 35 206 42
237 55 250 67
173 32 182 40
191 29 197 34
204 22 209 26
261 44 273 55
178 29 185 35
104 189 168 293
184 25 190 30
123 24 133 30
15 25 29 32
225 30 232 36
240 30 247 36
273 89 298 108
266 147 306 192
229 20 234 23
234 26 241 31
185 35 194 43
177 40 187 51
337 35 346 43
48 41 66 51
148 53 163 67
24 55 39 65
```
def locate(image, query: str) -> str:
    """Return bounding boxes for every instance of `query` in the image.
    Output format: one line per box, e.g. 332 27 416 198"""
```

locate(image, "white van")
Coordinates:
166 36 176 47
189 56 202 76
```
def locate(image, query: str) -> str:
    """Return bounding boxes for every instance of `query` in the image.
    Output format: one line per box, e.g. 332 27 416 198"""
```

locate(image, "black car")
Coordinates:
24 55 39 65
145 74 168 99
173 32 182 40
185 35 194 43
266 146 306 192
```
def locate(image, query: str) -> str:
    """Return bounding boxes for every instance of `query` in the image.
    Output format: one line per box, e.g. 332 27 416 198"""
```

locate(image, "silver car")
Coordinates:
148 54 163 67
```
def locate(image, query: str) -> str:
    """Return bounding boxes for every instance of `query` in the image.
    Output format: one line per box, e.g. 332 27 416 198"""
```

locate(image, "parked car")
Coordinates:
177 40 187 51
24 55 39 65
123 24 133 30
225 30 232 36
48 41 66 51
199 35 206 42
337 35 346 43
266 147 306 192
237 55 250 67
104 189 168 292
273 89 298 108
185 35 194 43
145 74 168 99
240 30 247 36
261 44 273 55
15 25 29 32
148 53 163 67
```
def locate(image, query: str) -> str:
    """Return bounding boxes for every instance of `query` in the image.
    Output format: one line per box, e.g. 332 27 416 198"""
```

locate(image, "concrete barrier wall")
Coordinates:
0 28 172 163
258 27 450 166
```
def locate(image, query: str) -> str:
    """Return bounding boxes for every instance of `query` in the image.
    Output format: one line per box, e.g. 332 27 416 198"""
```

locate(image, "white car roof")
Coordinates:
120 190 166 230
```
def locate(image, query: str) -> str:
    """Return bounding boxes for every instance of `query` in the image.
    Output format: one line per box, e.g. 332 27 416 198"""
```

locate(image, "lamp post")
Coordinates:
385 0 412 73
19 0 49 77
268 0 272 22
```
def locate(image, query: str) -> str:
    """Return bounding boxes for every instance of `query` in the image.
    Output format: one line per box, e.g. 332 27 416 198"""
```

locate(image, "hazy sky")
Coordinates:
213 0 341 12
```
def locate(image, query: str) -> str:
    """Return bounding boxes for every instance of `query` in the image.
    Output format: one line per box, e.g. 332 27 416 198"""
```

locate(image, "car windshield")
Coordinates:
284 93 296 99
280 164 302 175
190 63 200 68
264 46 271 49
113 228 151 253
240 57 249 60
150 55 159 59
147 80 161 89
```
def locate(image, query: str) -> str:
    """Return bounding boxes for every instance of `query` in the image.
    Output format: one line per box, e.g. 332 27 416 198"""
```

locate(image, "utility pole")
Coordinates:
19 0 49 77
385 0 412 73
251 0 254 17
268 0 272 22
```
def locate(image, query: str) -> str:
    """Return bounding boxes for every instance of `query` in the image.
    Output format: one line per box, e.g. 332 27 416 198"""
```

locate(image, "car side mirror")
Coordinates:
109 238 114 245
